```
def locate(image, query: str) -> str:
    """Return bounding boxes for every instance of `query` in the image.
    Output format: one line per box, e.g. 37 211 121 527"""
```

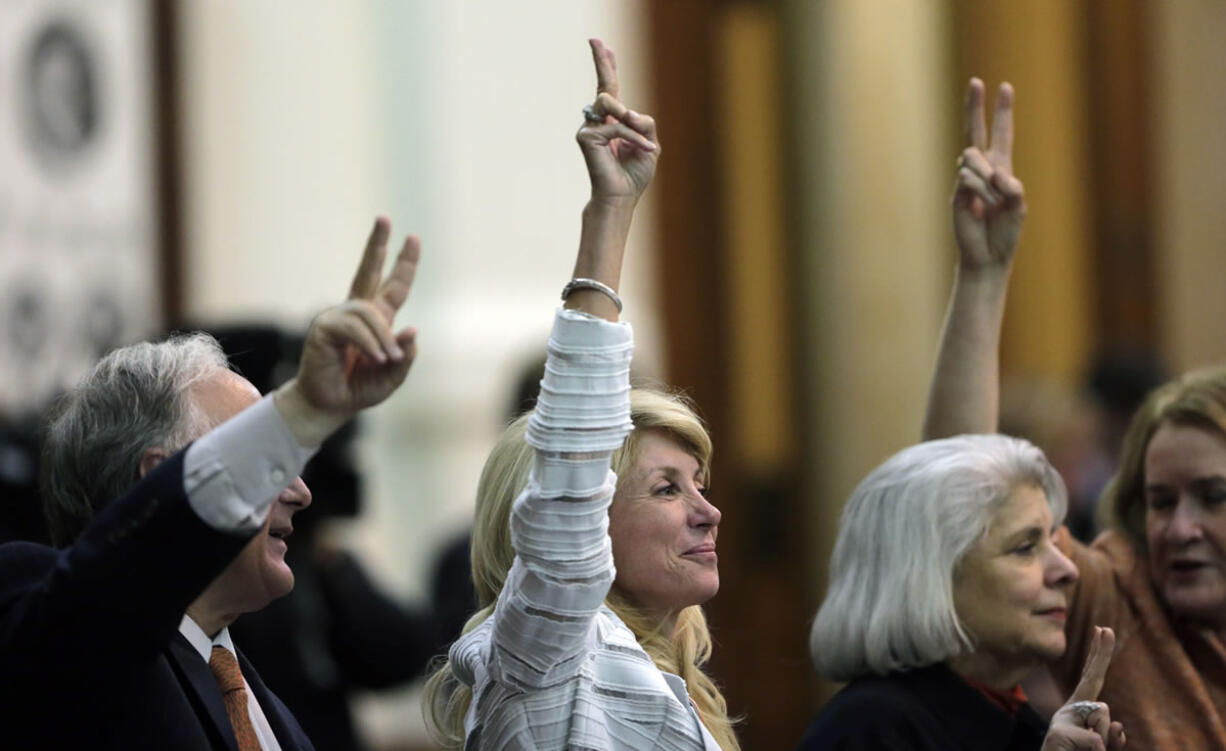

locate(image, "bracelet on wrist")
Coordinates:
561 278 623 313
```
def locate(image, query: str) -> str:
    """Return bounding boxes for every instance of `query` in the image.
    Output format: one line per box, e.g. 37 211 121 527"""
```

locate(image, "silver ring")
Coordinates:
582 104 603 124
1068 700 1102 723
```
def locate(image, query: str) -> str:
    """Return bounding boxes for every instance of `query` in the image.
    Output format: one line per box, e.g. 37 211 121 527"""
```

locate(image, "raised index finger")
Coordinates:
988 82 1015 169
964 77 987 151
590 38 620 100
1070 626 1116 702
350 216 391 300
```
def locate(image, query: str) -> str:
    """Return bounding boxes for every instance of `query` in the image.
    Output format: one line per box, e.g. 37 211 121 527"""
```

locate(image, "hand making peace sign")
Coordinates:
953 78 1026 271
276 217 421 446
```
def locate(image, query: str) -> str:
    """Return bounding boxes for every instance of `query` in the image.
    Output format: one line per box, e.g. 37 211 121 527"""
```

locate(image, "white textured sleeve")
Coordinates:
182 395 317 533
490 307 633 690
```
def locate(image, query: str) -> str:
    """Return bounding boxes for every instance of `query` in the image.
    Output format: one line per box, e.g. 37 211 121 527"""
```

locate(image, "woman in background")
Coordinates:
923 74 1226 751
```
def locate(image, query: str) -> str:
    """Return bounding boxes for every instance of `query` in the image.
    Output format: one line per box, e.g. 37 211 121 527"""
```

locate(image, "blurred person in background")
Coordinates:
925 75 1226 751
0 220 419 749
423 39 740 750
999 377 1109 543
0 417 46 545
997 350 1168 545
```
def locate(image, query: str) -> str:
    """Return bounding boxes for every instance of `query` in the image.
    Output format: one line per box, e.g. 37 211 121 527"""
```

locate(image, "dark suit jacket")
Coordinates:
797 663 1048 751
0 450 315 750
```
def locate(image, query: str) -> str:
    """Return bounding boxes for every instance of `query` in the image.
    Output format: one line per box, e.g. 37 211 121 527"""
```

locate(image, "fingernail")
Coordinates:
627 109 638 118
389 344 405 360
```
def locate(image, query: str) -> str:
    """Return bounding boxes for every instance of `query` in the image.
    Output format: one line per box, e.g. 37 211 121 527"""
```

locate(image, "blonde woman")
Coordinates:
423 40 738 750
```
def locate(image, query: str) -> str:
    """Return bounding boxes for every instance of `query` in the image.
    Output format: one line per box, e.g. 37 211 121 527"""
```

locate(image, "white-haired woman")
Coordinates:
925 75 1226 750
422 40 739 750
799 434 1125 750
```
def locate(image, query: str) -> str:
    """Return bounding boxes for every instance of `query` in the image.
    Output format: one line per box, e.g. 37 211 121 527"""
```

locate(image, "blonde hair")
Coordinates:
423 388 740 750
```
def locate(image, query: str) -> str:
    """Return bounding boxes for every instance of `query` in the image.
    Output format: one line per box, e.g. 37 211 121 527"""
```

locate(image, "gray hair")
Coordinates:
40 332 230 546
810 433 1067 681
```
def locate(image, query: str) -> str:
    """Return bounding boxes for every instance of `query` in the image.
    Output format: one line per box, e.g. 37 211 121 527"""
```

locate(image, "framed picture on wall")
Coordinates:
0 0 171 419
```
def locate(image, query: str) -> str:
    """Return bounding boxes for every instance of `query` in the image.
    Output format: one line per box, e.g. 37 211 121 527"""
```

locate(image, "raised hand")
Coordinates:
953 78 1026 271
276 217 420 445
1042 627 1126 751
576 38 659 203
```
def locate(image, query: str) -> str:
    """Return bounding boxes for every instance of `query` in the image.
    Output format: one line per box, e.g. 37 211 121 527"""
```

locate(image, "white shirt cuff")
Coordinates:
182 394 317 533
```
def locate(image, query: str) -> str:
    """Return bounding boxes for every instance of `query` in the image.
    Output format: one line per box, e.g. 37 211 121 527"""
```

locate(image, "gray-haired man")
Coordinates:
0 218 419 750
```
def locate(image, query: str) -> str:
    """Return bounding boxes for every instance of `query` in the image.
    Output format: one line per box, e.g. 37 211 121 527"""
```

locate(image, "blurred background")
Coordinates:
2 0 1224 748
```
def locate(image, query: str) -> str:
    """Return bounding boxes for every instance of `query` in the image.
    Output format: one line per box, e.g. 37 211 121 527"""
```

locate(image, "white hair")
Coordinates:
810 433 1067 681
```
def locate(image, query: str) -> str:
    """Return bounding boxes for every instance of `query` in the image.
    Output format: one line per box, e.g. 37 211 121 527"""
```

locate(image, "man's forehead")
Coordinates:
191 369 261 424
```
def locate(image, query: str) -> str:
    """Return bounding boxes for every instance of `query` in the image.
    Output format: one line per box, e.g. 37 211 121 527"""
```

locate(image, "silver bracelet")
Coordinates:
561 278 623 313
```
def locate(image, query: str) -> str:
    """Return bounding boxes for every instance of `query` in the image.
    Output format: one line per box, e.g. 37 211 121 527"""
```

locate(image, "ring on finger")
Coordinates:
582 104 603 124
1068 701 1102 724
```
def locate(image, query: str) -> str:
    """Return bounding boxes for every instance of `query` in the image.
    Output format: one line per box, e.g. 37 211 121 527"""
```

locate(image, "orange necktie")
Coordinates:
208 645 262 751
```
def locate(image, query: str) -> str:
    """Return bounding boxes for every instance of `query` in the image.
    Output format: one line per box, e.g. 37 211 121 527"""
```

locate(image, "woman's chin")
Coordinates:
1164 588 1226 627
673 569 721 608
691 573 720 606
1032 631 1067 663
665 580 721 611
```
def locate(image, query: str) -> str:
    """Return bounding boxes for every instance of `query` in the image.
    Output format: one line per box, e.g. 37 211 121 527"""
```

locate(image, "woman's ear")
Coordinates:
138 448 170 478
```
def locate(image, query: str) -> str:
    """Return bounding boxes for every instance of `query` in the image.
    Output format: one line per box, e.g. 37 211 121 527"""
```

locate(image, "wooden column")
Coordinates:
952 0 1094 380
1152 1 1226 370
782 0 951 705
1085 0 1156 352
649 1 812 747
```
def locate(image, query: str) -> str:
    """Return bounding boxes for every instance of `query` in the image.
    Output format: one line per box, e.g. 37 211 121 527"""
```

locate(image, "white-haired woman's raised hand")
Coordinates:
953 78 1026 272
276 217 420 446
1042 627 1126 751
576 38 659 205
923 78 1025 440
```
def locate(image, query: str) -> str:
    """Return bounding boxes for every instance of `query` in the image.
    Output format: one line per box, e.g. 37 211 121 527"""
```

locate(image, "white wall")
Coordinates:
176 1 655 744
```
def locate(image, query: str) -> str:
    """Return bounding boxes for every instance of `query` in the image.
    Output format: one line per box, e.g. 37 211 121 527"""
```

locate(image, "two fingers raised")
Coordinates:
963 76 1015 170
349 217 421 313
342 217 421 364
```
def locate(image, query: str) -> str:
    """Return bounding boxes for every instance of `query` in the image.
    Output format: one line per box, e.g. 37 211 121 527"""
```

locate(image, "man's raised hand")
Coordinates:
275 217 420 446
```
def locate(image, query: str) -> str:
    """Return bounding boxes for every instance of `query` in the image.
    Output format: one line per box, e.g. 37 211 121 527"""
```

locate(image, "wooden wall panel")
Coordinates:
649 1 811 747
953 0 1094 380
1152 1 1226 370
